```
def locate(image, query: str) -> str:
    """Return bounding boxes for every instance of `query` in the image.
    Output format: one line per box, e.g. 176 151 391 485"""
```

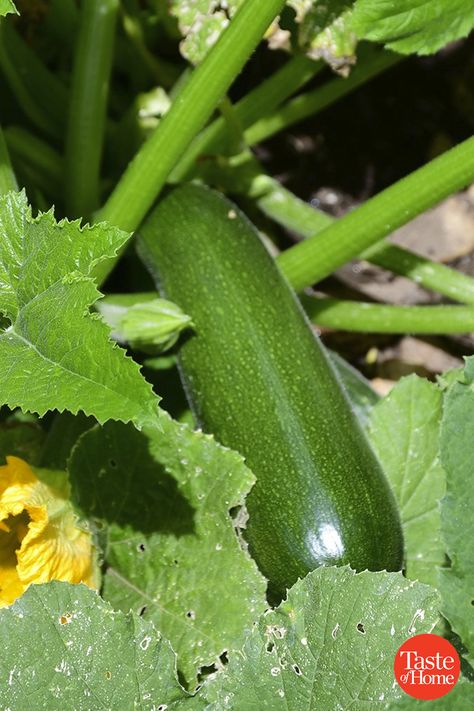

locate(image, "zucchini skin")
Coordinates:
139 184 404 597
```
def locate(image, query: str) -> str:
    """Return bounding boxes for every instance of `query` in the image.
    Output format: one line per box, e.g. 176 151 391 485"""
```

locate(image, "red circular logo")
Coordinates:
394 633 460 700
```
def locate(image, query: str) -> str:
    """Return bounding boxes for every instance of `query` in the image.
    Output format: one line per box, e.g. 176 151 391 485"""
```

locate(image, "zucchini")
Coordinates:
139 184 404 597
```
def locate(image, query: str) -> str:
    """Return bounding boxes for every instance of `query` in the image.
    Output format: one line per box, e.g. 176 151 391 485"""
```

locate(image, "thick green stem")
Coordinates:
303 296 474 334
170 53 322 182
278 136 474 291
254 175 474 305
0 21 68 138
5 127 62 197
96 0 287 237
245 49 401 146
0 125 17 194
65 0 118 218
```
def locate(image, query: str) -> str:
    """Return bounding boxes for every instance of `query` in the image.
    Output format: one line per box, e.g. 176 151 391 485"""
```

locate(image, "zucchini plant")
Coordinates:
0 0 473 708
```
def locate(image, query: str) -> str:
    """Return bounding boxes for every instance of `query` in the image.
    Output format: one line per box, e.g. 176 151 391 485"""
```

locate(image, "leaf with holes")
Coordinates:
68 414 267 689
368 376 445 587
439 356 474 667
353 0 474 55
0 191 159 428
0 581 191 709
200 566 439 708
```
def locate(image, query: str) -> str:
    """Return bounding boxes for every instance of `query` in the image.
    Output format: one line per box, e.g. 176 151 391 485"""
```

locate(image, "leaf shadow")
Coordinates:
70 421 195 537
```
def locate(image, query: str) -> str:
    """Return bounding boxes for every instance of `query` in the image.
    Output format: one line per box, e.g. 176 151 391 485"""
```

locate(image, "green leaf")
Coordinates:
171 0 357 71
288 0 357 73
0 581 191 709
439 357 474 666
0 191 159 428
0 0 17 17
368 376 445 587
353 0 474 55
69 415 267 688
390 682 474 709
201 567 439 708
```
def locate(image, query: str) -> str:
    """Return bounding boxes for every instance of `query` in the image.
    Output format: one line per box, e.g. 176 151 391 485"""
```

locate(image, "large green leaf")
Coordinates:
353 0 474 55
0 0 17 17
439 358 474 667
368 376 445 587
200 567 439 708
0 192 159 428
0 581 191 709
390 683 474 709
69 415 267 688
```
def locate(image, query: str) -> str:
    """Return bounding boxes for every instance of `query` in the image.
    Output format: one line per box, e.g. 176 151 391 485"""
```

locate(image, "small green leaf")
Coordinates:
289 0 357 73
0 0 17 17
368 376 445 587
201 567 439 708
0 581 191 709
69 415 267 688
353 0 474 55
0 192 159 428
97 293 193 353
440 357 474 666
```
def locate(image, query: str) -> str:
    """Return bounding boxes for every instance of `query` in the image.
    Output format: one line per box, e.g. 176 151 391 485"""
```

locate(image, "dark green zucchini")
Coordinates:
138 184 403 597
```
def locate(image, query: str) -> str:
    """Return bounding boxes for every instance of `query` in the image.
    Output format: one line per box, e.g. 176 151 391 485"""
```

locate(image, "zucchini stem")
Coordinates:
65 0 119 219
96 0 287 237
278 136 474 291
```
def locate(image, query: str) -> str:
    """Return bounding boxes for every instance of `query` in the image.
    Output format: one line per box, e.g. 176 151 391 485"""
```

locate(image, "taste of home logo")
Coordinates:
394 633 461 701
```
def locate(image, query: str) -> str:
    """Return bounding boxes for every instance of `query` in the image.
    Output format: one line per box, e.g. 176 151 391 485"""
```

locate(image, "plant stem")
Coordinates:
65 0 118 218
303 296 474 334
5 127 62 197
0 21 68 138
96 0 287 238
254 175 474 305
362 242 474 305
278 136 474 292
245 48 401 146
0 124 17 194
170 53 321 182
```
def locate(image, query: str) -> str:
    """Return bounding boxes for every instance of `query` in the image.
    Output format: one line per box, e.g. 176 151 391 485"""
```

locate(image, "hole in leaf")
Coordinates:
266 641 275 653
292 664 302 676
138 605 147 616
219 650 229 666
137 543 146 552
197 662 218 683
356 622 366 634
105 671 112 680
108 459 117 468
186 610 195 619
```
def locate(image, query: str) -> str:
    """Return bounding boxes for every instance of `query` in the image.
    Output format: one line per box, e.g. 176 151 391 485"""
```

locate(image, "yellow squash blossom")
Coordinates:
0 456 98 607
